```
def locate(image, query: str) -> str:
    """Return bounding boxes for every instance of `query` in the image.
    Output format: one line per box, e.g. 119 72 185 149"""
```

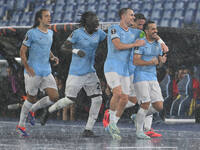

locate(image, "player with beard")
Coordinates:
133 20 167 139
39 11 106 137
103 13 167 138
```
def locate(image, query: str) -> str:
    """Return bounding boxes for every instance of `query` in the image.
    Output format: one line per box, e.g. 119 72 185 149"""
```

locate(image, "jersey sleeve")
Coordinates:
109 26 120 40
99 29 107 42
139 30 145 39
134 46 144 55
67 30 78 44
23 30 33 47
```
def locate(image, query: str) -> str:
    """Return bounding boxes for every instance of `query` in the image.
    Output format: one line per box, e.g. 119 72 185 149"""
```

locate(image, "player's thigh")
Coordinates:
149 81 164 103
84 72 102 96
134 81 151 104
65 75 84 97
105 72 121 90
40 74 58 91
45 88 59 101
105 72 130 95
41 74 59 100
24 73 41 96
129 75 136 97
120 75 131 95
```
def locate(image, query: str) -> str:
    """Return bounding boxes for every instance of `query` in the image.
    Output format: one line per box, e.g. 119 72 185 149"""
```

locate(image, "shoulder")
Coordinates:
129 28 140 33
48 29 53 34
72 28 82 35
97 28 106 34
109 24 119 30
26 28 35 35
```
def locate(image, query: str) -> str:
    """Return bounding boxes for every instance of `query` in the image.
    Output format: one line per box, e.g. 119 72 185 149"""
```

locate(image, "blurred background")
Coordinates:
0 0 200 123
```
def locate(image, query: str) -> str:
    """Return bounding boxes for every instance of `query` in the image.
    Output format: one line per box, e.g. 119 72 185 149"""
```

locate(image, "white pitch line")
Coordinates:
105 147 177 149
165 118 195 123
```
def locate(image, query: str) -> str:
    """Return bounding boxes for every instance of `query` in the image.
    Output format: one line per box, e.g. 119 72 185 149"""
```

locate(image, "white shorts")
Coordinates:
65 72 102 97
24 73 57 96
105 72 130 95
129 75 136 97
134 81 164 104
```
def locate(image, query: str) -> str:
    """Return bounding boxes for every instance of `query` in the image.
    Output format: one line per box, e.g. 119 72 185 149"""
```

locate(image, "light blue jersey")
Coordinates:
23 28 53 76
134 38 163 83
67 27 106 76
104 25 143 76
129 49 136 75
129 28 145 76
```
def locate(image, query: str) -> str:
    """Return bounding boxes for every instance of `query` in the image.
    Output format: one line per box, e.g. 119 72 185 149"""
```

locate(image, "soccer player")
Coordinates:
16 9 59 137
133 20 167 139
39 11 107 137
103 13 166 138
129 13 163 138
104 8 145 140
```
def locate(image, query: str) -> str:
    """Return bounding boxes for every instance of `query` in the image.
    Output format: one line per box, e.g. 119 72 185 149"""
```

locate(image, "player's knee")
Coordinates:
112 87 122 99
113 91 122 100
157 104 163 112
141 102 150 110
128 96 137 104
27 95 37 103
153 102 163 112
49 94 59 102
120 94 128 102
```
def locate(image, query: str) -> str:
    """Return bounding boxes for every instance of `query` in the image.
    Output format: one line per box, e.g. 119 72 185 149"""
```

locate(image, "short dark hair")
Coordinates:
118 8 132 19
32 8 49 28
143 20 155 30
79 11 97 27
134 13 146 21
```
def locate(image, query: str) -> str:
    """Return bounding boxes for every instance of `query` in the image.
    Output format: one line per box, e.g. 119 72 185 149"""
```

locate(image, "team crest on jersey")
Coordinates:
111 28 116 34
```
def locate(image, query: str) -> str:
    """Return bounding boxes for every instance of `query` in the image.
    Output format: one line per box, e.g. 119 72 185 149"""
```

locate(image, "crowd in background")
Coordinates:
0 53 200 121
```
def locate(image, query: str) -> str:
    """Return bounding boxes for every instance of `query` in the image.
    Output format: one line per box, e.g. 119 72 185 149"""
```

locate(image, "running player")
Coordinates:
39 11 107 137
16 9 59 137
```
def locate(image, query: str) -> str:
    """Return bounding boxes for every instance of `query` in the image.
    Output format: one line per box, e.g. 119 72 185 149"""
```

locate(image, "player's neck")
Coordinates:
120 21 129 31
37 25 48 33
146 36 155 43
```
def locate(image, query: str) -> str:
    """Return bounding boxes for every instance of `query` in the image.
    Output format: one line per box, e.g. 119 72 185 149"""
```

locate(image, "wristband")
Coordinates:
158 39 165 44
72 49 80 54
